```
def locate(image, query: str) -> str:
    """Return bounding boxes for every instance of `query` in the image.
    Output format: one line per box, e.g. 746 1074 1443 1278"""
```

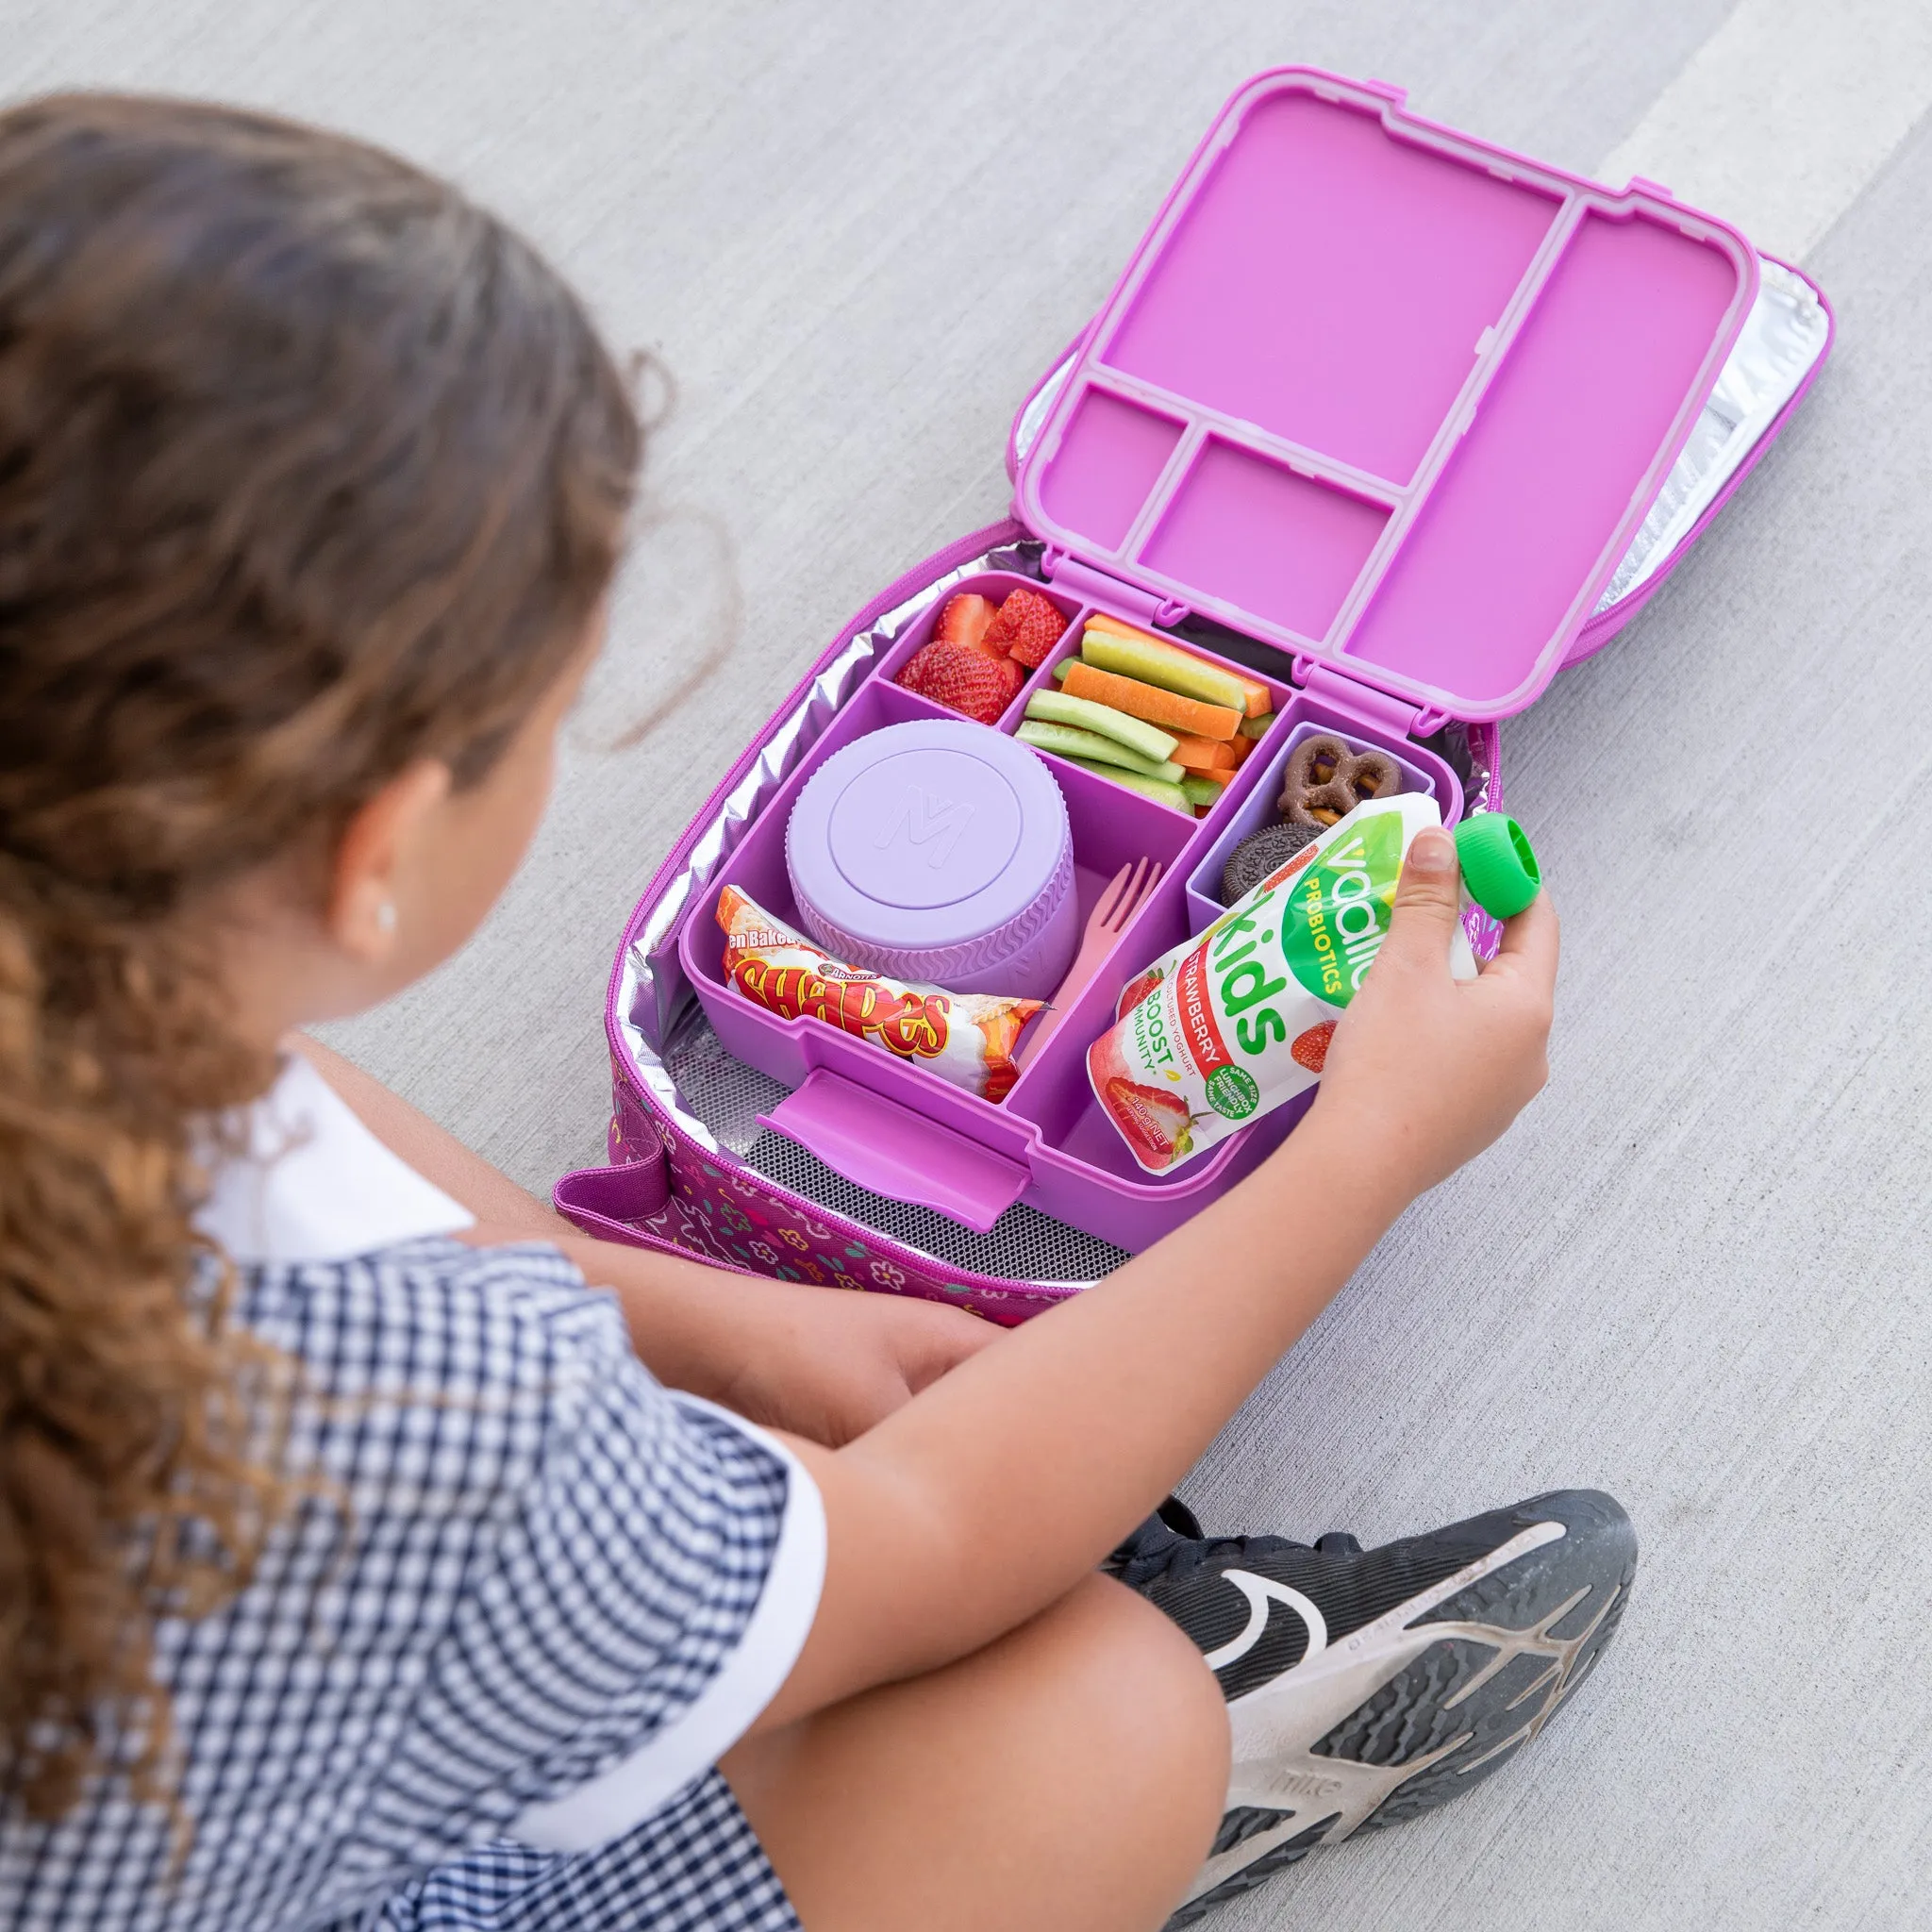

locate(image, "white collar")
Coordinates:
194 1053 475 1265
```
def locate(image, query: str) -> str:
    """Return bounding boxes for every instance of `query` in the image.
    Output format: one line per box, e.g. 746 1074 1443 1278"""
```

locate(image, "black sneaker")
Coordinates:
1108 1490 1635 1924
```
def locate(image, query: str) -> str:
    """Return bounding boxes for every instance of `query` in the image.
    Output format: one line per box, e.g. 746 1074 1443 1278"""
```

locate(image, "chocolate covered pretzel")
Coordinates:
1277 734 1399 827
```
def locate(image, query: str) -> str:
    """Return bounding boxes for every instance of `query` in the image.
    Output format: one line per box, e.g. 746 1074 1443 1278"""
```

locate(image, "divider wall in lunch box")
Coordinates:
679 572 1459 1254
675 66 1776 1258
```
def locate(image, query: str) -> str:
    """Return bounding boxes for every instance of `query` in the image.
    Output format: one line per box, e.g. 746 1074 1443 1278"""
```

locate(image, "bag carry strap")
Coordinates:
553 1148 671 1242
551 1147 758 1278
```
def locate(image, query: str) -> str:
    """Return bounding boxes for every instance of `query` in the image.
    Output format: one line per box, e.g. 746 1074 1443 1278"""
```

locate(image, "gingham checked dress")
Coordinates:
0 1055 823 1931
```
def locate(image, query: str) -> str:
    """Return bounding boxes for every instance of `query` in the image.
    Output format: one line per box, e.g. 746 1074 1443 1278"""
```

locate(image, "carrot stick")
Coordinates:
1166 733 1239 772
1084 614 1273 718
1061 661 1241 741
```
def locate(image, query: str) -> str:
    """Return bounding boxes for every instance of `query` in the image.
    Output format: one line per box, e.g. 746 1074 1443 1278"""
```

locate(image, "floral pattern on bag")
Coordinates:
585 1052 1069 1326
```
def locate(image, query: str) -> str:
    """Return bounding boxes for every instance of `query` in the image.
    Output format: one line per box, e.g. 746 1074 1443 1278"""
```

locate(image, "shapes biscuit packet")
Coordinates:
717 886 1041 1103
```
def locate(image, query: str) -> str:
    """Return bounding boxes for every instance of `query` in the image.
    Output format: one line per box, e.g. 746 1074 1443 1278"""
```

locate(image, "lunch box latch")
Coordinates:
759 1069 1034 1233
1041 548 1189 631
1296 663 1426 744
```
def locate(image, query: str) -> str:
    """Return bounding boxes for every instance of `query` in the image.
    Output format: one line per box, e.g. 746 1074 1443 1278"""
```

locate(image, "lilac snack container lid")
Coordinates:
786 719 1074 996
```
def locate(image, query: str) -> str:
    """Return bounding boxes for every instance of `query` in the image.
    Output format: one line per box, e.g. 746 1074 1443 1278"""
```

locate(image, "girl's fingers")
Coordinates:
1486 891 1560 981
1380 828 1466 970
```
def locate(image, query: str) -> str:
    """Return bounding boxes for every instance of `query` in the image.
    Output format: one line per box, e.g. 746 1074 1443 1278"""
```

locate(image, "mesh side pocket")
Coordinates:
741 1129 1130 1285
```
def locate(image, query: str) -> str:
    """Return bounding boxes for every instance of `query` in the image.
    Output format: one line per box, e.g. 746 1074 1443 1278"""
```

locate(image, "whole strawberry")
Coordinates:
984 588 1070 668
896 638 1020 724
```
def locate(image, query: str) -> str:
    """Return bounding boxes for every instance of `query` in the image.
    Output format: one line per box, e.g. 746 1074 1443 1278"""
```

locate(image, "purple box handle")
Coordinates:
760 1069 1031 1233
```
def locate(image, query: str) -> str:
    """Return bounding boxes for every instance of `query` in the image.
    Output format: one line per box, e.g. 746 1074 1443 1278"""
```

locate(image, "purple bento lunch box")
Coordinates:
785 720 1079 999
558 68 1834 1322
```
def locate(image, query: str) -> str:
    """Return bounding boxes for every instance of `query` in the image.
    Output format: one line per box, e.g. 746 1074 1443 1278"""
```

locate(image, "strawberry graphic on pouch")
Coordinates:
1104 1076 1196 1170
1116 962 1166 1018
1291 1021 1336 1073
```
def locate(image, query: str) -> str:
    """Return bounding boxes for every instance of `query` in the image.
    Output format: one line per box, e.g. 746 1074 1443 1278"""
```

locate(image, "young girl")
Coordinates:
0 95 1631 1932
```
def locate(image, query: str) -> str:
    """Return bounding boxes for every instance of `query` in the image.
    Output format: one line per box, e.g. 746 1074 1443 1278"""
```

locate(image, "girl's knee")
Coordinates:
1063 1573 1231 1847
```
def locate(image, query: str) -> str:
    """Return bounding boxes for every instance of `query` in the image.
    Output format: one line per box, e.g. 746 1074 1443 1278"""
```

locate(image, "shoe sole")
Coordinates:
1169 1491 1635 1925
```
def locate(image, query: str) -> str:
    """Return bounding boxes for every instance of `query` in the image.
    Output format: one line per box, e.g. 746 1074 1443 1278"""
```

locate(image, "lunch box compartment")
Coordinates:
1008 609 1293 829
875 569 1083 728
1183 710 1460 936
675 609 1364 1247
1034 390 1189 554
1339 209 1754 705
1137 441 1395 644
677 684 1195 1112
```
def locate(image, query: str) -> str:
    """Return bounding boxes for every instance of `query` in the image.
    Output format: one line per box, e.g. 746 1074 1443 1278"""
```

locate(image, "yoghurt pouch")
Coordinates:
1089 798 1538 1174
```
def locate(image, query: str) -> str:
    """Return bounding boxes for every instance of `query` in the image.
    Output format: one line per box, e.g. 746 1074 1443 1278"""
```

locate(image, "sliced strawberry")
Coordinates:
1291 1021 1336 1074
896 638 1012 724
933 593 1000 653
1104 1075 1194 1169
985 588 1070 668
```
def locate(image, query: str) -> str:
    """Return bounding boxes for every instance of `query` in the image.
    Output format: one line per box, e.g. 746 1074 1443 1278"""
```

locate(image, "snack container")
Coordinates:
784 719 1079 999
556 68 1834 1322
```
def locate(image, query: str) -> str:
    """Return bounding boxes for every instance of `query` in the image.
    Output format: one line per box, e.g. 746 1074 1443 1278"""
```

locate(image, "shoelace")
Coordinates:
1105 1500 1364 1591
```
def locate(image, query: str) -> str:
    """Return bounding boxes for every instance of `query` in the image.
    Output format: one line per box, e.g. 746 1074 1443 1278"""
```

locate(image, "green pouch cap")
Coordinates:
1454 812 1541 920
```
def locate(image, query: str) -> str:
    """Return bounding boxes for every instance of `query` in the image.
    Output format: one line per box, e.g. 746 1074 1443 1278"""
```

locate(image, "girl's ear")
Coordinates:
326 758 452 961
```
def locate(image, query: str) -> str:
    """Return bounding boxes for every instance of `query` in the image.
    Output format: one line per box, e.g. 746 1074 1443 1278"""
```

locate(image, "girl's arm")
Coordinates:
291 1034 999 1444
727 831 1557 1724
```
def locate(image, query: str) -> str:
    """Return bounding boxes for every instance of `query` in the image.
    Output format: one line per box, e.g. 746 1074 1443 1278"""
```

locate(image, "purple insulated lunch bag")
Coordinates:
555 68 1833 1324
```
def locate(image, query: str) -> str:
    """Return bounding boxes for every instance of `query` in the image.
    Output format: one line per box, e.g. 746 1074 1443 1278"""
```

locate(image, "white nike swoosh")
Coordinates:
1202 1570 1328 1674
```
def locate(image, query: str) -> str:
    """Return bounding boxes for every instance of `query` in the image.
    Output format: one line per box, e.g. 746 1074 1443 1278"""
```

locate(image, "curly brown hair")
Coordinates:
0 93 640 1818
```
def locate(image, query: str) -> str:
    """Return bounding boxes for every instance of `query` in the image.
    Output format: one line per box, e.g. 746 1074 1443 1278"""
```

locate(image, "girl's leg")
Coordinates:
724 1572 1229 1932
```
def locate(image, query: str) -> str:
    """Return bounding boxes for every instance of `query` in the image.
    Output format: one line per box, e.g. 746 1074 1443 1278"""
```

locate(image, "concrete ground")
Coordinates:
11 3 1932 1925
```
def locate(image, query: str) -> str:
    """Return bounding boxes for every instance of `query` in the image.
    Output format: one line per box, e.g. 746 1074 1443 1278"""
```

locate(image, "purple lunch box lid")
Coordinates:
1011 67 1761 726
786 719 1072 971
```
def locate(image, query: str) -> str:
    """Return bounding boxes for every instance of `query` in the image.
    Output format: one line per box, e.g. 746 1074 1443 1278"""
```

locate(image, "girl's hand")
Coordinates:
1307 825 1559 1201
558 1230 1003 1448
714 1287 1003 1447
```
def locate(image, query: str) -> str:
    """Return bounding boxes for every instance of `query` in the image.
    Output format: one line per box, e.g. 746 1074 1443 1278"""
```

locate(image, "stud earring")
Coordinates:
375 901 397 935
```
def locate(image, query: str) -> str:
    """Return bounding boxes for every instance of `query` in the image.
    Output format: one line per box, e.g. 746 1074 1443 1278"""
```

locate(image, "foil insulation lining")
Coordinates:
1013 257 1830 619
1594 259 1828 608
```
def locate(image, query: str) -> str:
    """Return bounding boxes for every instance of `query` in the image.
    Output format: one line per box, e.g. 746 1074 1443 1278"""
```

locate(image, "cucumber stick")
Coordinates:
1239 711 1274 741
1179 774 1229 809
1062 758 1191 813
1024 689 1178 763
1016 721 1183 784
1080 629 1248 712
